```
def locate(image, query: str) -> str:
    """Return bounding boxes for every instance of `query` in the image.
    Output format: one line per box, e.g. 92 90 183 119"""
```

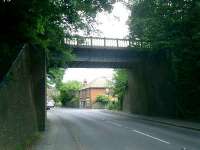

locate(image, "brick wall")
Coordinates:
79 87 107 108
90 88 106 104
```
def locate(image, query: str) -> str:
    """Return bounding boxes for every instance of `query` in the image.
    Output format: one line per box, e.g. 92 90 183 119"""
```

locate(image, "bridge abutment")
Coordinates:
30 45 46 131
123 50 176 117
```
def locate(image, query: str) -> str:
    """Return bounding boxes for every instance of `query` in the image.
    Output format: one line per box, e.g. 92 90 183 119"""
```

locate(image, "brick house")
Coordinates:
79 77 112 108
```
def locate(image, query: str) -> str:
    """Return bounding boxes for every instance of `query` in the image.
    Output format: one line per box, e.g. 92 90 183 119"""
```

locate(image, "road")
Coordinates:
34 108 200 150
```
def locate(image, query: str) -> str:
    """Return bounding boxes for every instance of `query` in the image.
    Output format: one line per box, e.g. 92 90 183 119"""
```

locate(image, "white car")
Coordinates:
47 100 55 110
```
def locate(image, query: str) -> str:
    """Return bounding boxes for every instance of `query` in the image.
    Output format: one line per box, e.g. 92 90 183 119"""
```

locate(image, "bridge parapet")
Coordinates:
65 36 151 49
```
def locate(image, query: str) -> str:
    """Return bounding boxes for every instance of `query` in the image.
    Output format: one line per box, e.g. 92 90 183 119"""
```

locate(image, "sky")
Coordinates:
63 68 114 83
63 2 130 83
94 2 130 38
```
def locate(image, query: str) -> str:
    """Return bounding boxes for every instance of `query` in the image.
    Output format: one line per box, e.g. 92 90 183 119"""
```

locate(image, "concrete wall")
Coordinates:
30 45 46 131
123 50 176 117
0 45 46 149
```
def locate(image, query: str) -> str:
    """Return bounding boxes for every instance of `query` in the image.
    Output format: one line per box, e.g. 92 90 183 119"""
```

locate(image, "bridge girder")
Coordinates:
69 47 148 68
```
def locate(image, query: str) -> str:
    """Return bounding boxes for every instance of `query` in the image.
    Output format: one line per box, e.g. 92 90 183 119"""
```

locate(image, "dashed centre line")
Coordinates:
107 121 170 145
132 129 170 144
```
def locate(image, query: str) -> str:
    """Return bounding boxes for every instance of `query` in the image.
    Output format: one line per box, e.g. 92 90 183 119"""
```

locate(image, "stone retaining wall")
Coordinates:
0 45 46 149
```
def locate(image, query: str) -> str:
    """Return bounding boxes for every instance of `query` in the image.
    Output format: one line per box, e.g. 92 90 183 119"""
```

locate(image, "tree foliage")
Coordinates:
47 68 65 89
112 69 128 110
0 0 115 80
96 95 110 105
59 81 82 106
129 0 200 119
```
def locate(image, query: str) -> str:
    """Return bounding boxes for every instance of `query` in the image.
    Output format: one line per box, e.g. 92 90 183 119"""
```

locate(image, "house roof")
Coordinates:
81 77 111 89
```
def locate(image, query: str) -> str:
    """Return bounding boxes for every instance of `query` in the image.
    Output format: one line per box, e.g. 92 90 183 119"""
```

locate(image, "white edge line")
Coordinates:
132 130 170 144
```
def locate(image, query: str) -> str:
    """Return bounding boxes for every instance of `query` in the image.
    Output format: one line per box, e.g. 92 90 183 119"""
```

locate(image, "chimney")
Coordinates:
83 79 87 87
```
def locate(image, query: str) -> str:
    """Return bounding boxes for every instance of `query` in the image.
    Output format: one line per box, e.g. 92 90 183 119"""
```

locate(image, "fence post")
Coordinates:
117 39 119 47
104 37 106 47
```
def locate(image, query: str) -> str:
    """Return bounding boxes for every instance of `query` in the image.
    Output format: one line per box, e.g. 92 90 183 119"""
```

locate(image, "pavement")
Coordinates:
33 108 200 150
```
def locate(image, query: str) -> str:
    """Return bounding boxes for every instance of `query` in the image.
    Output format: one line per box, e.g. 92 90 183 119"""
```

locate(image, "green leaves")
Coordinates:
47 68 65 88
112 69 128 110
96 95 110 105
59 81 82 106
0 0 114 80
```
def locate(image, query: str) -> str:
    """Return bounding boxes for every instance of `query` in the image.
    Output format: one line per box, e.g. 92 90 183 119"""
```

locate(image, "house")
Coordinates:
79 77 113 108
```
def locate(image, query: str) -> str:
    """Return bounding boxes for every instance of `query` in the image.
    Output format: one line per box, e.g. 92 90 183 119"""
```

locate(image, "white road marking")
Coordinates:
106 120 170 145
132 129 170 144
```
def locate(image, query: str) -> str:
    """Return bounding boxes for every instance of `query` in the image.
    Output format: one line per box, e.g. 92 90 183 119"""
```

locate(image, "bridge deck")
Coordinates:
64 36 152 68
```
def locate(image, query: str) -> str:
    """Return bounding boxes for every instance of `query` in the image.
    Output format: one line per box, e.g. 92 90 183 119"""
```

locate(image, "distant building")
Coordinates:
79 77 113 108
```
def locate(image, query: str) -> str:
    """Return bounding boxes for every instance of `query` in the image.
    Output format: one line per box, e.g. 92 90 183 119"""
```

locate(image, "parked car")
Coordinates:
47 100 55 110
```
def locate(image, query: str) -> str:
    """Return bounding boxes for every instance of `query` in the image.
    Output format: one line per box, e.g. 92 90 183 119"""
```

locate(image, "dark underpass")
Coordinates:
0 37 176 149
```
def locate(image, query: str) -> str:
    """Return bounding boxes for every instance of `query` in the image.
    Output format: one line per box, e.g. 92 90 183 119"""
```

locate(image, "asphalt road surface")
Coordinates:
34 108 200 150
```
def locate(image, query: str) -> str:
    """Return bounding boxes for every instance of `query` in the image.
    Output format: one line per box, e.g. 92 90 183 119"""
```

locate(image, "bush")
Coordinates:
106 101 120 110
96 95 110 105
58 81 82 106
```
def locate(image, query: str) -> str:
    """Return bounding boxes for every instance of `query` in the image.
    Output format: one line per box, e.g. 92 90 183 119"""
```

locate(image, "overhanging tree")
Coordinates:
0 0 115 80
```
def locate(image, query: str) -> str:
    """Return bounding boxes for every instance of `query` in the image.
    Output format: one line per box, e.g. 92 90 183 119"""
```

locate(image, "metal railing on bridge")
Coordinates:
64 37 151 49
